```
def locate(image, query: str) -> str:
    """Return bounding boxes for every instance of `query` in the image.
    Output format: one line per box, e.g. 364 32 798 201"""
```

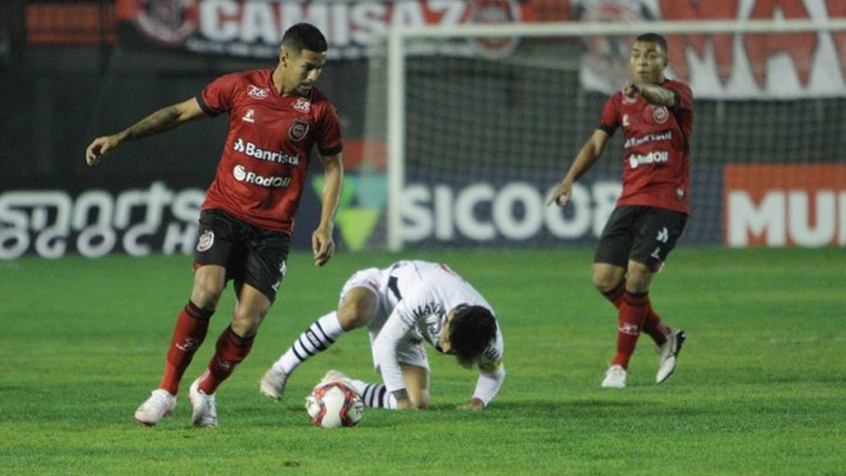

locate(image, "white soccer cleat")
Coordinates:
321 369 350 384
656 329 687 384
601 365 627 389
134 389 177 426
259 368 289 401
189 379 218 428
321 369 368 396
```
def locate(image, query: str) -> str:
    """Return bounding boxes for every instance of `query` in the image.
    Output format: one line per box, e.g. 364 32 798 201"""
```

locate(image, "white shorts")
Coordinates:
339 267 430 373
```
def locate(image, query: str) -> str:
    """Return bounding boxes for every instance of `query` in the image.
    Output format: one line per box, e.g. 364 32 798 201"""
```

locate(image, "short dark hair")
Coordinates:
449 305 497 369
282 23 328 54
635 32 668 56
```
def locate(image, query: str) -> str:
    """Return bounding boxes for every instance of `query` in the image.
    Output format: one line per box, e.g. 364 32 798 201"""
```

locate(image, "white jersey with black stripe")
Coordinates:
367 261 505 399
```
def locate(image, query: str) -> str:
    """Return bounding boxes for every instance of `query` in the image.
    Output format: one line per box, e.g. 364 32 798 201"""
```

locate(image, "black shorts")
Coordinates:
194 209 291 302
594 205 688 272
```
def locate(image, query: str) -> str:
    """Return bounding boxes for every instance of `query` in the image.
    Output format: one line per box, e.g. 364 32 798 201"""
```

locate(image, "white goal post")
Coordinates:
383 19 846 251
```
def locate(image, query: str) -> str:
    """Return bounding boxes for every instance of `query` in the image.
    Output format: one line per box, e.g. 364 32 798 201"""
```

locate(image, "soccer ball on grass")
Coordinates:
305 380 364 428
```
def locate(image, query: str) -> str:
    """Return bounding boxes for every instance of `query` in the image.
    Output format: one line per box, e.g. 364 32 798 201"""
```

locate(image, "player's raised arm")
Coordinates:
85 97 206 166
623 81 677 108
312 152 343 267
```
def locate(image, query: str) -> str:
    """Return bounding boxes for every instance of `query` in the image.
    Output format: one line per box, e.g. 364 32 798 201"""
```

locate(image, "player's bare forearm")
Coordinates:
85 98 204 165
318 154 343 229
570 129 609 182
548 131 607 207
629 81 676 108
121 98 204 141
567 143 601 182
117 106 183 142
85 110 178 166
312 154 343 266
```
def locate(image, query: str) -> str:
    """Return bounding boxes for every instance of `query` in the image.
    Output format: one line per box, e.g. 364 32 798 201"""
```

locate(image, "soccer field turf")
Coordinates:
1 247 844 475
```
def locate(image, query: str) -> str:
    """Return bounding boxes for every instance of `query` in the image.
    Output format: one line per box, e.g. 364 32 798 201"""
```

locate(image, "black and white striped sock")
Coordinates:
273 312 343 374
360 382 397 409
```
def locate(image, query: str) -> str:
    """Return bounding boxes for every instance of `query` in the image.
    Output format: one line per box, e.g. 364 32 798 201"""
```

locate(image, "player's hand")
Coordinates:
547 180 573 208
390 388 416 410
311 226 335 267
84 135 120 166
623 82 641 98
457 398 486 411
394 399 415 410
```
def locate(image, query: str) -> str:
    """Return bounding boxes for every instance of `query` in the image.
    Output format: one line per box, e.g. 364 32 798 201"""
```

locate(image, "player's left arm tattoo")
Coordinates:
634 82 677 108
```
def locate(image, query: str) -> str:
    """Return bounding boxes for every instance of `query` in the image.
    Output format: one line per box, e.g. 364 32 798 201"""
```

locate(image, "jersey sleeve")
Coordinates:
473 326 505 406
473 365 505 407
667 81 694 114
196 73 239 117
597 94 621 136
316 102 343 157
371 298 419 394
665 80 695 154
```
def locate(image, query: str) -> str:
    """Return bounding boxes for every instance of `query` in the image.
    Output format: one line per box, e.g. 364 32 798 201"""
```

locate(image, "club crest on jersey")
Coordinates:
242 108 255 123
293 98 311 112
652 106 669 124
428 320 443 337
248 85 269 100
197 230 214 252
289 119 309 141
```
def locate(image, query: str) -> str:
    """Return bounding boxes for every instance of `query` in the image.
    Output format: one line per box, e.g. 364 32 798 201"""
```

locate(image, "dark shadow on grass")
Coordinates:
238 395 689 429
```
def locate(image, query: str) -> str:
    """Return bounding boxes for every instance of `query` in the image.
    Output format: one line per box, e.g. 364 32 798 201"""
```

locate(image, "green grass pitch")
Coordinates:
1 247 844 475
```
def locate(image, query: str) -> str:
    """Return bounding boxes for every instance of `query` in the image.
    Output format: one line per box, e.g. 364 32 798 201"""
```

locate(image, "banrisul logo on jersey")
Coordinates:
233 138 300 165
118 0 531 60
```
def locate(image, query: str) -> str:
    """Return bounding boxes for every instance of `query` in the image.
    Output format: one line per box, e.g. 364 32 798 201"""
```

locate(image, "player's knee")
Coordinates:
337 290 376 331
337 307 370 331
191 282 224 309
625 275 647 293
338 313 368 331
191 267 226 308
592 274 619 294
592 263 625 293
231 306 268 337
233 304 268 322
625 262 653 293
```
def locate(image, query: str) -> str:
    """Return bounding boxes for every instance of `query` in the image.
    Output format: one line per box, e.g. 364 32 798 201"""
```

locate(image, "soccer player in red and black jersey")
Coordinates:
85 24 344 426
549 33 693 389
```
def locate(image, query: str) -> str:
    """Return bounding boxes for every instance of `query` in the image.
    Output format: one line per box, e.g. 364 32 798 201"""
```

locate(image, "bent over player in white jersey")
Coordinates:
260 260 505 410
